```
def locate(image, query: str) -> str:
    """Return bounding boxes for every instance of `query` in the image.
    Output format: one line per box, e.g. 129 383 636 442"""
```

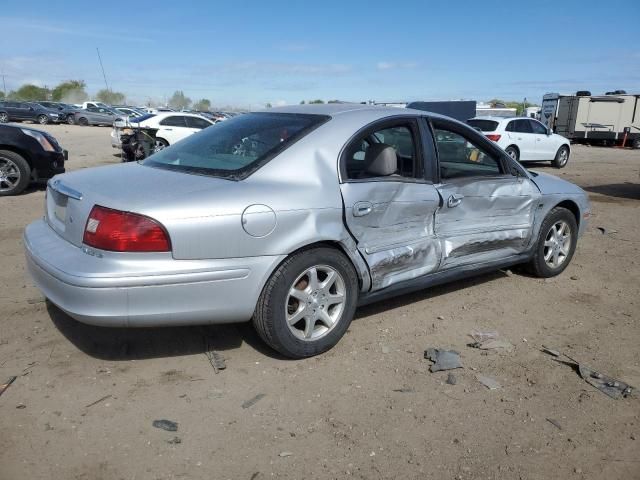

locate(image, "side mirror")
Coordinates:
546 127 552 136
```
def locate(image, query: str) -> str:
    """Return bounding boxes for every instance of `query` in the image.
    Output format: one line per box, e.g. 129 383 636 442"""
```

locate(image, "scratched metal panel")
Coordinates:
340 181 442 291
435 176 540 268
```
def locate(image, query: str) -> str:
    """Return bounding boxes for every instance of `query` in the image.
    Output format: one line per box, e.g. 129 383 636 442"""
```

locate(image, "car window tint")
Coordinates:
160 116 188 127
185 116 212 129
529 120 547 134
434 128 502 180
145 112 328 179
513 119 533 133
344 124 417 180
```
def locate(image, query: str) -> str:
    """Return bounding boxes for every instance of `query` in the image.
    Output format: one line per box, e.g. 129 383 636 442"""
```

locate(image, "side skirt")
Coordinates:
357 253 532 307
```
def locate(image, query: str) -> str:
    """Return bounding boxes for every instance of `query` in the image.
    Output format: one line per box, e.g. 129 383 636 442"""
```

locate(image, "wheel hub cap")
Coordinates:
543 220 572 268
286 265 346 341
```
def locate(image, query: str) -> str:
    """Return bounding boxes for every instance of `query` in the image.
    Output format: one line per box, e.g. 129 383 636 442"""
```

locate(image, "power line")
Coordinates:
96 47 110 91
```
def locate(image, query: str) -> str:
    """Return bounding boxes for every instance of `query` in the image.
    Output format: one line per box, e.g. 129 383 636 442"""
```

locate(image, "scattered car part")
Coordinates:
242 393 266 409
424 348 463 372
476 374 501 390
152 419 178 431
0 376 16 398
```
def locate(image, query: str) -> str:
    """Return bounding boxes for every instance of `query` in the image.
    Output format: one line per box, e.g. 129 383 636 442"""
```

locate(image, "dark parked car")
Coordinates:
0 124 67 195
0 101 61 125
38 102 81 124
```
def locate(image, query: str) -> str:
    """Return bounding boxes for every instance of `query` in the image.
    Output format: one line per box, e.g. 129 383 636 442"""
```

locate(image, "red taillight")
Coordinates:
486 134 501 142
83 205 171 252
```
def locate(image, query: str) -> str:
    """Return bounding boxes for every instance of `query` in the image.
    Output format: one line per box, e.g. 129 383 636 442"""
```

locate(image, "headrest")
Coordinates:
364 143 397 176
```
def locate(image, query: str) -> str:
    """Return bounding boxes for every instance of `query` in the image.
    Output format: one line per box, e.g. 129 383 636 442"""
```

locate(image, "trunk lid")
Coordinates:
45 162 242 247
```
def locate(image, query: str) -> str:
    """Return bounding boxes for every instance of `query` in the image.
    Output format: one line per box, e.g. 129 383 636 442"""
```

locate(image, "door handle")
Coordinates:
353 201 373 217
447 194 464 208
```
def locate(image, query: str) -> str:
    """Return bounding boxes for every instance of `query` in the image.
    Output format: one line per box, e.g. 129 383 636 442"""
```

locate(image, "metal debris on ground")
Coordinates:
469 331 514 352
167 436 182 444
84 394 112 408
546 418 562 430
152 419 178 432
424 348 463 372
242 393 266 409
0 376 17 398
446 373 457 385
542 348 635 400
392 388 415 393
476 374 501 390
541 345 561 357
204 338 226 373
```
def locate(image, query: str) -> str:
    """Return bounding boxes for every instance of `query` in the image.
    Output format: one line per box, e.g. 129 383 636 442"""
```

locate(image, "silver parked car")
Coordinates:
24 104 590 358
73 105 121 126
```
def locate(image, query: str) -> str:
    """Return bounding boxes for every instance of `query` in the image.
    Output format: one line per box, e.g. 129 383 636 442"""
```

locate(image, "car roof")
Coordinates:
152 111 210 119
257 103 459 123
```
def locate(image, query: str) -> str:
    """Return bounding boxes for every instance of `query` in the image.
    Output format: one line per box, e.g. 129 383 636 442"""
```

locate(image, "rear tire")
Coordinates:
632 138 640 150
252 247 358 358
505 146 519 161
66 115 75 125
552 145 570 168
0 112 8 123
37 115 49 125
77 117 89 126
0 150 31 196
526 207 578 277
154 138 169 152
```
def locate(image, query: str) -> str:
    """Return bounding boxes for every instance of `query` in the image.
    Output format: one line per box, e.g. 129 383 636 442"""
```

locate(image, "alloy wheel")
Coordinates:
543 220 572 268
558 148 568 166
285 265 346 341
0 113 8 123
0 157 21 193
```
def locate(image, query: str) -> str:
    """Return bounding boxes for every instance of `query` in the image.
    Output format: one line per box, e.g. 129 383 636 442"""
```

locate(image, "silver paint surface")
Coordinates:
24 104 590 327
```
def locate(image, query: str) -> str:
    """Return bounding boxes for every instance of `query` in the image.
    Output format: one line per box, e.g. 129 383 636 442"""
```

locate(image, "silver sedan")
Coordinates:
24 104 590 358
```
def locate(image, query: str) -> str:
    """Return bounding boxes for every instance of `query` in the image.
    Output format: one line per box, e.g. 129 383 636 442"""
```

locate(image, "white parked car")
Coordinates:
111 112 215 150
468 116 571 168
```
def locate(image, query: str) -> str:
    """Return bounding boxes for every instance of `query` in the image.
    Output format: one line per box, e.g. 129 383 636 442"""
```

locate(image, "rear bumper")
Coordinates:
31 150 66 182
24 219 284 327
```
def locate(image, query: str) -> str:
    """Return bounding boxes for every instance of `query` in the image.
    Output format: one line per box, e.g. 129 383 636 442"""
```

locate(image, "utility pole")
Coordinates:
96 47 110 92
1 73 6 97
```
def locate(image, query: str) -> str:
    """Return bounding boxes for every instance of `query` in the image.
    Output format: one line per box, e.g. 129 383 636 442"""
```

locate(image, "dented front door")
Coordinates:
434 176 540 269
341 181 441 291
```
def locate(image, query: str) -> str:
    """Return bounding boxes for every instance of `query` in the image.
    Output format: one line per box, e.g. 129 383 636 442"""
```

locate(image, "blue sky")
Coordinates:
1 0 638 108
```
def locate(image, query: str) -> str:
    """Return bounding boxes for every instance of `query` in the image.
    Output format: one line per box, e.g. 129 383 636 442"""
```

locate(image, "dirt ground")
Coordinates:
1 123 639 480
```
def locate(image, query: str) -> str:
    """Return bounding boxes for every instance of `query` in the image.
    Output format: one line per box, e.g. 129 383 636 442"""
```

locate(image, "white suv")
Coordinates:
468 116 571 168
111 112 214 151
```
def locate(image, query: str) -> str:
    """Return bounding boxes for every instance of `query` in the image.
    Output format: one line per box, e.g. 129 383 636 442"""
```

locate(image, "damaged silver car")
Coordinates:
24 104 590 358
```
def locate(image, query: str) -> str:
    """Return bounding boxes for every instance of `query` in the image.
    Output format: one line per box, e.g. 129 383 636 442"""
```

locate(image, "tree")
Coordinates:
11 84 49 101
309 99 324 104
192 98 211 111
51 80 88 103
96 89 126 105
299 100 305 104
168 90 191 110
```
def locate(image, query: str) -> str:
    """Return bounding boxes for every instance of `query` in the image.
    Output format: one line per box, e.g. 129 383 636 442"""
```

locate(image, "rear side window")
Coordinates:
160 116 187 127
186 116 212 129
467 119 499 132
506 119 533 133
145 112 329 180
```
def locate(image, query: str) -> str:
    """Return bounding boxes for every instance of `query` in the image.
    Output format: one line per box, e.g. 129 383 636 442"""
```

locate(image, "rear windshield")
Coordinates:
467 119 499 132
144 112 329 180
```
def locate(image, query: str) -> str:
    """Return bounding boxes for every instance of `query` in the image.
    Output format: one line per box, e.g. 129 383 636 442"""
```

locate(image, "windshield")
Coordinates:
144 112 329 180
467 119 499 132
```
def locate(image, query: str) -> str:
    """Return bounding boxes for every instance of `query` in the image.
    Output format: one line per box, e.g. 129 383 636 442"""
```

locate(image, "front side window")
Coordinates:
144 112 329 180
433 128 502 180
343 123 418 180
529 120 547 134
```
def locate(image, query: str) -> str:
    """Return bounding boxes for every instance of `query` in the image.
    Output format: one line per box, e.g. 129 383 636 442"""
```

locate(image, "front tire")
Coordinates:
66 115 75 125
252 247 359 358
526 207 578 277
0 112 8 123
37 115 49 125
154 138 169 152
0 150 31 196
77 117 89 126
552 145 570 168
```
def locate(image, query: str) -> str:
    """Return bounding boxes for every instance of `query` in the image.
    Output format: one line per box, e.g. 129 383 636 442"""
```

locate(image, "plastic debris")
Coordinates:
541 345 561 357
204 338 226 374
469 331 514 352
542 348 635 400
476 374 501 390
392 388 415 393
242 393 266 409
0 376 16 398
167 436 182 444
279 451 293 457
446 373 457 385
424 348 462 372
85 394 112 408
152 419 178 432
